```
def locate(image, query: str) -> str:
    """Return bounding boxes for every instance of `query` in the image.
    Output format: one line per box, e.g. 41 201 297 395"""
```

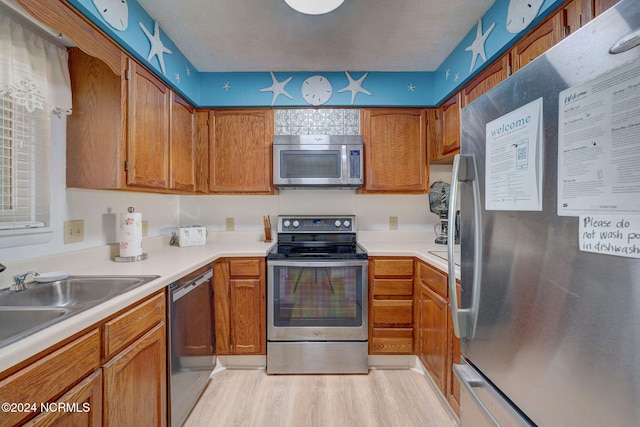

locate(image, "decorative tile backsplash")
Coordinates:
274 109 360 135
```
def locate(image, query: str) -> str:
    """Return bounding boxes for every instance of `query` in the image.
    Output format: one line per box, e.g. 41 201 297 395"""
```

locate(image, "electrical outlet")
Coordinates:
389 216 398 230
142 220 149 237
64 220 84 244
225 217 235 231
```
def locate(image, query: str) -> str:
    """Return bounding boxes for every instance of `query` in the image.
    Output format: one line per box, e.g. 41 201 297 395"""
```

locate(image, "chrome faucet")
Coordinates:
10 271 38 292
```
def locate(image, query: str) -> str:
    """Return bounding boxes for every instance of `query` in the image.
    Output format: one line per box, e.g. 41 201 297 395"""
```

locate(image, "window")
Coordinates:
0 90 49 230
0 9 71 247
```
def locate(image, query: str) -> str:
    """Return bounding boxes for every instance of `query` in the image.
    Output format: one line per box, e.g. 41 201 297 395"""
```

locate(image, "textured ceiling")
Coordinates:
137 0 495 72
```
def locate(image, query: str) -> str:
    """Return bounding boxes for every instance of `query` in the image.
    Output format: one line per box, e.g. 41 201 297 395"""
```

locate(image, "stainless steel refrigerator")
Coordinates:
447 1 640 425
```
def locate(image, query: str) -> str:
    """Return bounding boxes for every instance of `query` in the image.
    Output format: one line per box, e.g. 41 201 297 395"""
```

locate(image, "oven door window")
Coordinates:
280 150 341 179
272 265 363 327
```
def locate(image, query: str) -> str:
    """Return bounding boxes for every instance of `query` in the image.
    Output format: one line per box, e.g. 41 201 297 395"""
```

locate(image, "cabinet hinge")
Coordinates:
124 161 129 171
125 69 131 80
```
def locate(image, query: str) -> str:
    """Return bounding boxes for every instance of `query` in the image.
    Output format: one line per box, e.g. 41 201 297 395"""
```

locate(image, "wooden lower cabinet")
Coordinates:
416 259 461 416
0 330 101 426
103 323 166 427
369 257 415 354
0 291 167 427
102 292 167 426
28 369 103 427
417 281 448 394
446 281 462 416
214 257 266 355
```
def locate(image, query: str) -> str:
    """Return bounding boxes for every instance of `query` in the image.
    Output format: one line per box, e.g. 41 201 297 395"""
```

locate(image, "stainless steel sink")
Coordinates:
0 276 156 307
0 275 159 348
0 307 69 347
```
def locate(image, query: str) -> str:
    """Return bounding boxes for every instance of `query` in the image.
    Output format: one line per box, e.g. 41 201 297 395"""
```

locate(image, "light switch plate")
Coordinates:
389 216 398 230
142 220 148 237
226 217 235 231
64 220 84 244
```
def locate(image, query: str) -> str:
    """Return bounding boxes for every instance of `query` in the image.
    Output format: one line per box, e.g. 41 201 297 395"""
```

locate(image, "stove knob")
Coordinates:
335 220 342 228
343 220 351 228
283 220 291 228
292 220 299 228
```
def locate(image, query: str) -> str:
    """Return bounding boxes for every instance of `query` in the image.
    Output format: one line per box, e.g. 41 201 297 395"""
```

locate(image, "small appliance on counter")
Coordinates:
174 226 207 247
429 181 451 245
114 207 147 262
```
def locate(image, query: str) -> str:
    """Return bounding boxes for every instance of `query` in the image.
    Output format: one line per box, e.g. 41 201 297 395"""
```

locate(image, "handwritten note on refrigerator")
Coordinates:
485 98 544 211
579 215 640 259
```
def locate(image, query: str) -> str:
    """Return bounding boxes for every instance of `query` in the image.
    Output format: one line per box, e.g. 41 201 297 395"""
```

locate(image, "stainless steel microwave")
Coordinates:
273 135 363 189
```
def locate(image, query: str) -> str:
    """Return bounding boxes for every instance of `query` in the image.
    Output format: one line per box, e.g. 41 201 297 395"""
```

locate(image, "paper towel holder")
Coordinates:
114 207 148 262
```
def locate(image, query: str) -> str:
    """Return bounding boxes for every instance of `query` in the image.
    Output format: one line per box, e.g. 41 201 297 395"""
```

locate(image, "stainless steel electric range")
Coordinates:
266 215 368 374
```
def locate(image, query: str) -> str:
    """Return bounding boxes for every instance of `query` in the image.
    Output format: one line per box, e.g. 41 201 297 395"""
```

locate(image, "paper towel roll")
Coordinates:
119 210 143 257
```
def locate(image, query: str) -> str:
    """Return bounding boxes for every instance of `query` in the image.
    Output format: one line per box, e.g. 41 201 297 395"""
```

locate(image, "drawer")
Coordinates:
418 261 448 298
229 258 262 277
372 258 414 277
0 329 100 426
372 300 413 326
370 328 413 354
103 291 165 360
372 279 413 297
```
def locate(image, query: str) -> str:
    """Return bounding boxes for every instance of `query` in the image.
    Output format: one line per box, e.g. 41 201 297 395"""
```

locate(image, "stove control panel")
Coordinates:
277 215 356 233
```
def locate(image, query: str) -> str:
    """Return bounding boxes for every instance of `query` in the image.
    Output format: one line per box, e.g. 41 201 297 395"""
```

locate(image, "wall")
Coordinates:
64 0 565 107
0 119 180 263
0 115 452 264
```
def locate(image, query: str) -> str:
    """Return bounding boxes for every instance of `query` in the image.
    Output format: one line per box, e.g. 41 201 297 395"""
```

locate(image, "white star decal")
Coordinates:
338 71 372 105
185 65 191 77
407 84 415 92
259 71 293 106
465 18 495 73
139 21 172 75
223 82 231 91
175 73 181 83
454 73 460 82
445 69 450 80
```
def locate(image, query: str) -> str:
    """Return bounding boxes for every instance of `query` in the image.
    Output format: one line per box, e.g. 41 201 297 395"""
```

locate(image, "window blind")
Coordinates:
0 91 49 229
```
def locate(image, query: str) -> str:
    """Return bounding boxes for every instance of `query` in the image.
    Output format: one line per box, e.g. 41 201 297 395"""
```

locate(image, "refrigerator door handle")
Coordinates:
448 154 482 339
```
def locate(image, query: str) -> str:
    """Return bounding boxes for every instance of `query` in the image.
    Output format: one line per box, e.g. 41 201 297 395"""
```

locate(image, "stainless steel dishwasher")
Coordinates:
167 265 216 426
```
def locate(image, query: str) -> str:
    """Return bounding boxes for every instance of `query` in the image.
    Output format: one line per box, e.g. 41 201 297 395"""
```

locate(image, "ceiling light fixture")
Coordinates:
284 0 344 15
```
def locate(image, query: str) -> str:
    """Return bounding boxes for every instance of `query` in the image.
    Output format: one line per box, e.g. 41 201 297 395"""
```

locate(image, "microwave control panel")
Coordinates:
349 149 361 178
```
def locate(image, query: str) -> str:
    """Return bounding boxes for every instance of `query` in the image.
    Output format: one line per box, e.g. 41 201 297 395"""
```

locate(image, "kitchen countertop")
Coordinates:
0 230 460 373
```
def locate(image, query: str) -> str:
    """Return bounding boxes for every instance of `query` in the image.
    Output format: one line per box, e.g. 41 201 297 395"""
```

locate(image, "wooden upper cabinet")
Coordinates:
170 93 196 192
209 109 274 194
511 17 561 72
593 0 620 16
461 54 511 107
361 108 428 193
127 61 170 190
195 110 211 193
556 0 594 39
435 93 461 160
67 48 127 189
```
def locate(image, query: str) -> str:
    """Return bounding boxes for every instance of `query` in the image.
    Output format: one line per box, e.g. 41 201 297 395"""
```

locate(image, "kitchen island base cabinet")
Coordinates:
214 258 266 355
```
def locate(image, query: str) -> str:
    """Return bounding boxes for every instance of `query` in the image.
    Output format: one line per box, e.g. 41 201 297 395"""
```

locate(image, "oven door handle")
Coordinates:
267 260 368 268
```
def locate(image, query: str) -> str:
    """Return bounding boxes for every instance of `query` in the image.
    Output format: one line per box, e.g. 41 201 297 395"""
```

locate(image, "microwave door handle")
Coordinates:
342 145 348 185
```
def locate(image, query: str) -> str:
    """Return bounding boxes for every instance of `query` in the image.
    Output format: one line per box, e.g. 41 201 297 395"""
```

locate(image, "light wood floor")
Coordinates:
184 369 457 427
